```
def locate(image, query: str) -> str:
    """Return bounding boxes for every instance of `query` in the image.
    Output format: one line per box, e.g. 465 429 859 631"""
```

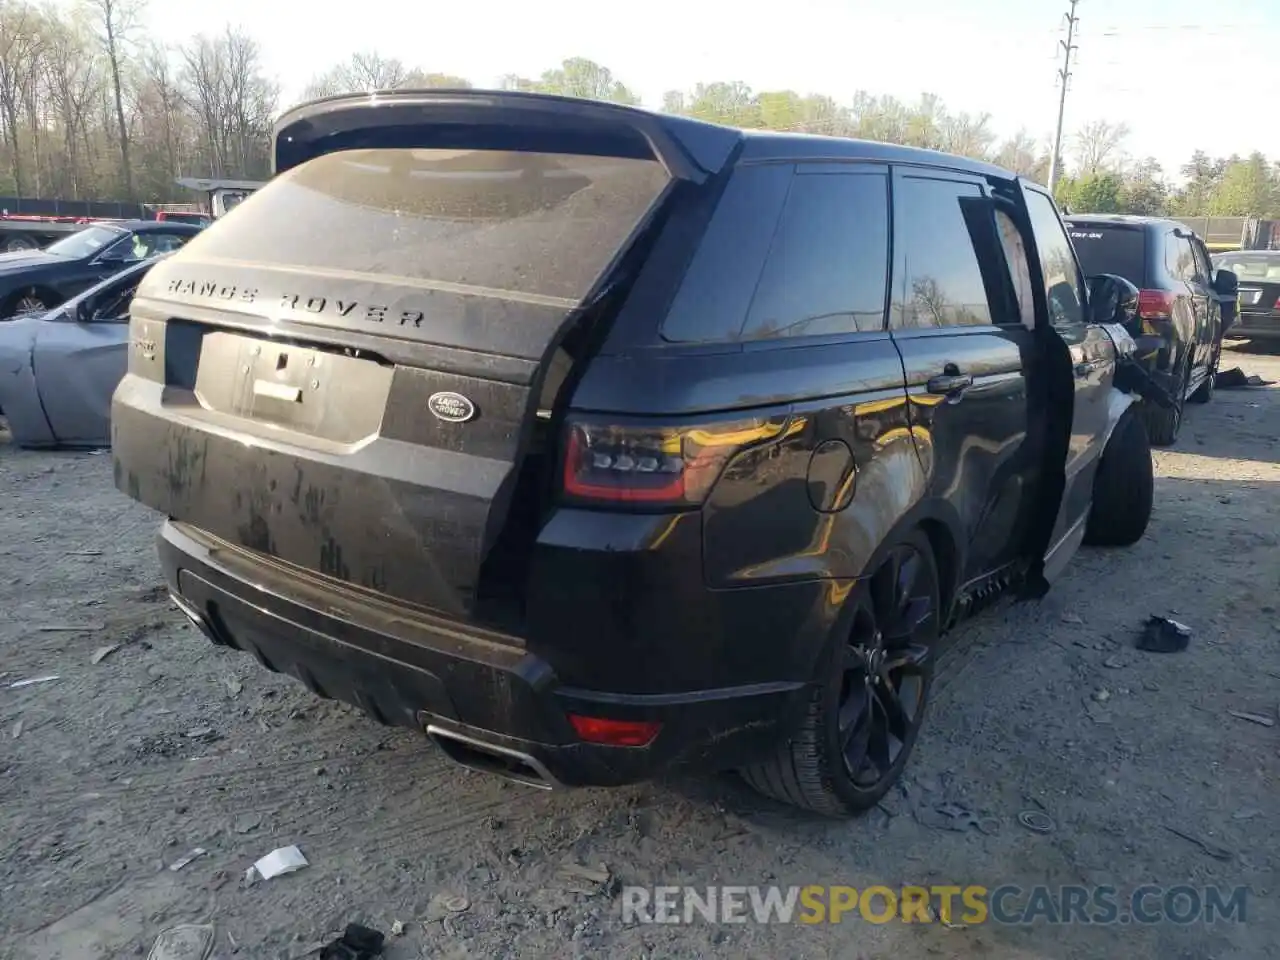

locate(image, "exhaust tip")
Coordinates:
426 724 558 791
169 592 229 647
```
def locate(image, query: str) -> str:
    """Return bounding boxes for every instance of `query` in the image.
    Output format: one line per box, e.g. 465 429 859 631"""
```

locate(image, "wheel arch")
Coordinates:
1100 385 1139 450
855 498 965 627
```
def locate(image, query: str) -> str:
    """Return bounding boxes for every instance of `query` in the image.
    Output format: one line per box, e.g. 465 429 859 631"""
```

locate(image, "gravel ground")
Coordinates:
1 345 1277 960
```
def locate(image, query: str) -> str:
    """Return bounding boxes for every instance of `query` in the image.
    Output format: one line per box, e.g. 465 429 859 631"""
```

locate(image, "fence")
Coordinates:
0 195 151 219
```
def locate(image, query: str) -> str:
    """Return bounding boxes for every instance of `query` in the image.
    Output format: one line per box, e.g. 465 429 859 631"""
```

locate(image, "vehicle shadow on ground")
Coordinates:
1164 343 1280 463
1224 336 1280 357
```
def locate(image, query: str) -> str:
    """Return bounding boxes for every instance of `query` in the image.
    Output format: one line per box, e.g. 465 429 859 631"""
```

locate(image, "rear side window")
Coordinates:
1023 190 1084 325
742 171 888 338
662 165 889 342
893 177 992 328
1066 224 1146 286
188 148 671 305
660 164 793 343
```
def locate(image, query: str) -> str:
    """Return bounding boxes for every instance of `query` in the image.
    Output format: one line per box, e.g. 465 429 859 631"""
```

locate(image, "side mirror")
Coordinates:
1212 268 1238 298
1086 273 1140 327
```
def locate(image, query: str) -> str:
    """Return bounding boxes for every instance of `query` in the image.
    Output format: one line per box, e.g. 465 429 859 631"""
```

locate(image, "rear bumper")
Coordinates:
1230 310 1280 339
160 521 810 787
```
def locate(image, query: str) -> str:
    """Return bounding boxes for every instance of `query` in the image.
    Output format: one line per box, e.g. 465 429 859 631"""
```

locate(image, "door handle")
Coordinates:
926 373 974 395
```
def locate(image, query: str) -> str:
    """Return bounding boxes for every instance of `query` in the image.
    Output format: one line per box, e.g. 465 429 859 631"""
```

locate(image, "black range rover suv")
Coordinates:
112 91 1153 816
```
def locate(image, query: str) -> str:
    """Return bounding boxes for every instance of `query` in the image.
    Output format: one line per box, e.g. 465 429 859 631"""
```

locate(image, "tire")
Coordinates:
1139 356 1188 446
4 235 38 253
740 530 940 816
1 289 53 319
1084 405 1153 547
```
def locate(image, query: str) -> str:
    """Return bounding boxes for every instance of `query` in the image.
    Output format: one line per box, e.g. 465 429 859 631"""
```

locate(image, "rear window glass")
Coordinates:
1214 256 1280 281
190 148 670 304
1066 225 1146 285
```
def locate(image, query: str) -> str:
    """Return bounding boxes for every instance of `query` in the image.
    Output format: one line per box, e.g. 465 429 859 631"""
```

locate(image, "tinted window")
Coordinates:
894 177 992 329
45 225 124 259
1165 234 1197 282
190 148 670 304
1024 191 1084 325
742 171 889 338
661 164 793 343
149 233 190 255
1066 224 1146 286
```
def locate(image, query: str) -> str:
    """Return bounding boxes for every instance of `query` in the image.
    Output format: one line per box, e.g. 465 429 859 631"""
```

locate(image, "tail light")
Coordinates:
561 415 789 507
1137 289 1176 320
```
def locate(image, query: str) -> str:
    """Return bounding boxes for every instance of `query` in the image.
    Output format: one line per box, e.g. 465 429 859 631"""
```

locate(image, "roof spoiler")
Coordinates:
272 89 741 184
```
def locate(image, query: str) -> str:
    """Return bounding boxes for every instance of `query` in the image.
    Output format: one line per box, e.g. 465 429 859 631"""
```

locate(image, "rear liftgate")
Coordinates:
114 92 738 626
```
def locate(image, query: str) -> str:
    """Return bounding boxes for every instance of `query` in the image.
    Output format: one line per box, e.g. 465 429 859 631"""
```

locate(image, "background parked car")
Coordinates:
1064 214 1236 444
1211 249 1280 343
0 220 199 319
0 256 158 447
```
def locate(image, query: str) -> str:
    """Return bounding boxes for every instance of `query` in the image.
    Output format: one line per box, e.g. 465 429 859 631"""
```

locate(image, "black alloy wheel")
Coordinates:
837 542 936 793
741 530 940 815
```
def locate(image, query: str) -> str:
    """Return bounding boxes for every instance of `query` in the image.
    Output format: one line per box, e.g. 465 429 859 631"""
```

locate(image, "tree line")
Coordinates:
0 9 1276 220
0 0 276 204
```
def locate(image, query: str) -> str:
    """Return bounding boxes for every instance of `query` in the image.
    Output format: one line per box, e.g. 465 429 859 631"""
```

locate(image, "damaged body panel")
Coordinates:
111 91 1153 815
0 258 155 448
0 318 53 445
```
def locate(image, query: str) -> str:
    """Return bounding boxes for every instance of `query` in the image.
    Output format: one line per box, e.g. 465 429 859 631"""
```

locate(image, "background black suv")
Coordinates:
1065 214 1236 444
112 92 1152 816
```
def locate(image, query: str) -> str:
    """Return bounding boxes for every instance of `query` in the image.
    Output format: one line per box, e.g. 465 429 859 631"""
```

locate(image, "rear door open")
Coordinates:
113 92 739 622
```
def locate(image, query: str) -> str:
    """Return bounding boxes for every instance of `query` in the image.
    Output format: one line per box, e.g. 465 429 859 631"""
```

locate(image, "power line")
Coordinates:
1047 0 1080 194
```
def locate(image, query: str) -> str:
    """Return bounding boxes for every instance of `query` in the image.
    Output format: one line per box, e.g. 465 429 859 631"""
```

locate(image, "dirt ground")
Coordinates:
2 345 1277 960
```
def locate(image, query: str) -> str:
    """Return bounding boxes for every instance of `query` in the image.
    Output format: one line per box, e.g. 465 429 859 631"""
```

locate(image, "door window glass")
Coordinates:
1164 234 1197 282
1023 190 1085 325
893 177 993 329
996 210 1036 330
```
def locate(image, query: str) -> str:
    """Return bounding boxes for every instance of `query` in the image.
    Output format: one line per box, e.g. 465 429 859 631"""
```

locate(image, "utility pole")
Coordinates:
1047 0 1080 195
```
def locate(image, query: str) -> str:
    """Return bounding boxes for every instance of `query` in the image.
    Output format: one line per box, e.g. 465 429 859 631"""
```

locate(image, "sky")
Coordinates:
82 0 1280 179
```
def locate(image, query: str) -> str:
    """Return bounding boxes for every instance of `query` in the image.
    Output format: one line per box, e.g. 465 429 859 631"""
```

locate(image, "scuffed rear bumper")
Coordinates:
159 521 809 788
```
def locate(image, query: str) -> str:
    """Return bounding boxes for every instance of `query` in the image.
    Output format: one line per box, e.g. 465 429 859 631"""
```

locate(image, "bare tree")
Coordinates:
84 0 143 200
936 111 996 160
0 3 44 195
996 129 1050 180
139 42 179 183
45 14 103 197
303 53 471 102
1072 119 1130 176
304 51 411 100
178 28 275 180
